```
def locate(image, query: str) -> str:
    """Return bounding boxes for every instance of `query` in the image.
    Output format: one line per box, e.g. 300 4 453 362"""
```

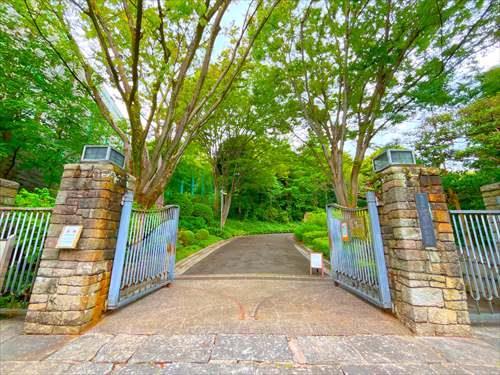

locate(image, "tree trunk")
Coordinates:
221 192 232 227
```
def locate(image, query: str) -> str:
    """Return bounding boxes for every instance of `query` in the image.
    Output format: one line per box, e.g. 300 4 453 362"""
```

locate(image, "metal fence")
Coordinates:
108 192 179 309
0 207 52 299
450 210 499 315
326 192 391 309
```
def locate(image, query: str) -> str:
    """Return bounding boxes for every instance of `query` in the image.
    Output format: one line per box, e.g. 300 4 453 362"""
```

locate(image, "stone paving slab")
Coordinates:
1 331 499 374
0 334 70 361
346 335 442 364
47 333 114 361
129 335 214 363
419 336 500 366
211 334 292 362
294 336 365 365
95 334 148 363
0 360 72 375
0 316 25 344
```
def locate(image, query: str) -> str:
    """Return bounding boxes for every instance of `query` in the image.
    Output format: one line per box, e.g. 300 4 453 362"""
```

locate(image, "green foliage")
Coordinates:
15 188 55 208
457 94 500 170
303 211 327 227
443 170 500 210
178 230 195 246
311 237 330 258
294 223 323 241
0 294 29 309
0 6 112 186
179 216 206 231
172 194 194 216
192 203 214 225
294 210 330 257
195 229 210 240
303 231 328 244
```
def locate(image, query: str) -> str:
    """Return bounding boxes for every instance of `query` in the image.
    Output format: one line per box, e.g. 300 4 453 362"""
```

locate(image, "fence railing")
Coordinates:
326 192 391 309
0 207 52 299
108 192 179 309
450 210 499 315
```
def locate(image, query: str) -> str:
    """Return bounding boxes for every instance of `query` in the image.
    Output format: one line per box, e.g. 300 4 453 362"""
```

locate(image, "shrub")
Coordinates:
179 216 205 231
303 211 327 227
311 237 330 257
303 230 328 244
15 188 55 207
192 203 214 224
178 230 195 246
171 193 193 216
294 223 323 241
195 228 210 240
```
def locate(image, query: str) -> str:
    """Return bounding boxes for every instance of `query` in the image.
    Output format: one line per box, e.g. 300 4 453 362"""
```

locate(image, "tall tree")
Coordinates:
16 0 281 206
0 4 111 186
268 0 496 206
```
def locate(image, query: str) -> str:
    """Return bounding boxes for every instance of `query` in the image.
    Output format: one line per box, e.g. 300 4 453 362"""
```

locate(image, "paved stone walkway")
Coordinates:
91 279 409 336
184 234 310 275
1 234 499 373
1 317 499 374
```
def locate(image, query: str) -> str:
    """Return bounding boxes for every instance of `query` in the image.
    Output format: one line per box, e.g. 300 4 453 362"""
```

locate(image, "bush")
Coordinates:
303 230 328 244
178 230 195 246
15 188 55 207
294 223 323 241
179 216 206 231
192 203 214 224
303 211 327 227
311 237 330 257
171 193 194 216
195 228 210 240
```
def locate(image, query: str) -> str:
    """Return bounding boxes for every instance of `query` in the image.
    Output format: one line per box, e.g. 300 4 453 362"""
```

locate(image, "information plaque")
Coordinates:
56 225 83 249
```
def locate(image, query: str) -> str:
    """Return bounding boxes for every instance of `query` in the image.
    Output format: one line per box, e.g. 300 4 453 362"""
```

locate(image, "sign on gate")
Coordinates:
326 192 392 309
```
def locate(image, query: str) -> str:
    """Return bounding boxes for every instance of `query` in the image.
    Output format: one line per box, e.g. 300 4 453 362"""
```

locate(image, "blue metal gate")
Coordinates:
0 207 52 300
450 210 499 318
326 192 391 308
107 192 179 309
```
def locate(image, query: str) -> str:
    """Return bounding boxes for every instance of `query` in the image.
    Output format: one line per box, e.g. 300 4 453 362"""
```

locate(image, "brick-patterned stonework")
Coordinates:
0 178 20 206
25 163 134 335
480 182 500 210
378 166 471 336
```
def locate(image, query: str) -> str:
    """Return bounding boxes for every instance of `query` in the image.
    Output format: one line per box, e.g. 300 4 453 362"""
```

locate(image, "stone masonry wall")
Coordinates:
25 163 134 335
0 178 20 207
378 166 471 336
481 182 500 210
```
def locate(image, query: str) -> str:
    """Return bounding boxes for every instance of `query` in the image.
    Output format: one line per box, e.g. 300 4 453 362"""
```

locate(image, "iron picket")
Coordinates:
326 192 391 308
107 192 179 310
0 207 52 299
450 210 500 314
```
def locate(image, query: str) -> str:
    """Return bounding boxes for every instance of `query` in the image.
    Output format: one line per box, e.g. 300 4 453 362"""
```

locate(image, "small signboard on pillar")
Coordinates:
56 225 83 249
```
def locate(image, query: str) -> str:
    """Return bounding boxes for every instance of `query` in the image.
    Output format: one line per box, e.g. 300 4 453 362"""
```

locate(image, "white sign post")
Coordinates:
56 225 83 249
310 252 324 277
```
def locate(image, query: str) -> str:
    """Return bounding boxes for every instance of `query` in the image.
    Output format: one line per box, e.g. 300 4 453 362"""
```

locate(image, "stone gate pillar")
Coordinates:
25 163 134 334
481 182 500 210
377 166 471 336
0 178 20 207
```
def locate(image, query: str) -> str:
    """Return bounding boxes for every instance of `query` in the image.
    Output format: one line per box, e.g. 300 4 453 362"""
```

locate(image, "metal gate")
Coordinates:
326 192 391 308
0 207 52 300
107 192 180 309
450 210 499 316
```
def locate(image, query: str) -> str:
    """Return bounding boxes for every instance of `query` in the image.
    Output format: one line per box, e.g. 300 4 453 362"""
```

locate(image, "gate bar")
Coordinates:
366 192 392 309
107 190 134 310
